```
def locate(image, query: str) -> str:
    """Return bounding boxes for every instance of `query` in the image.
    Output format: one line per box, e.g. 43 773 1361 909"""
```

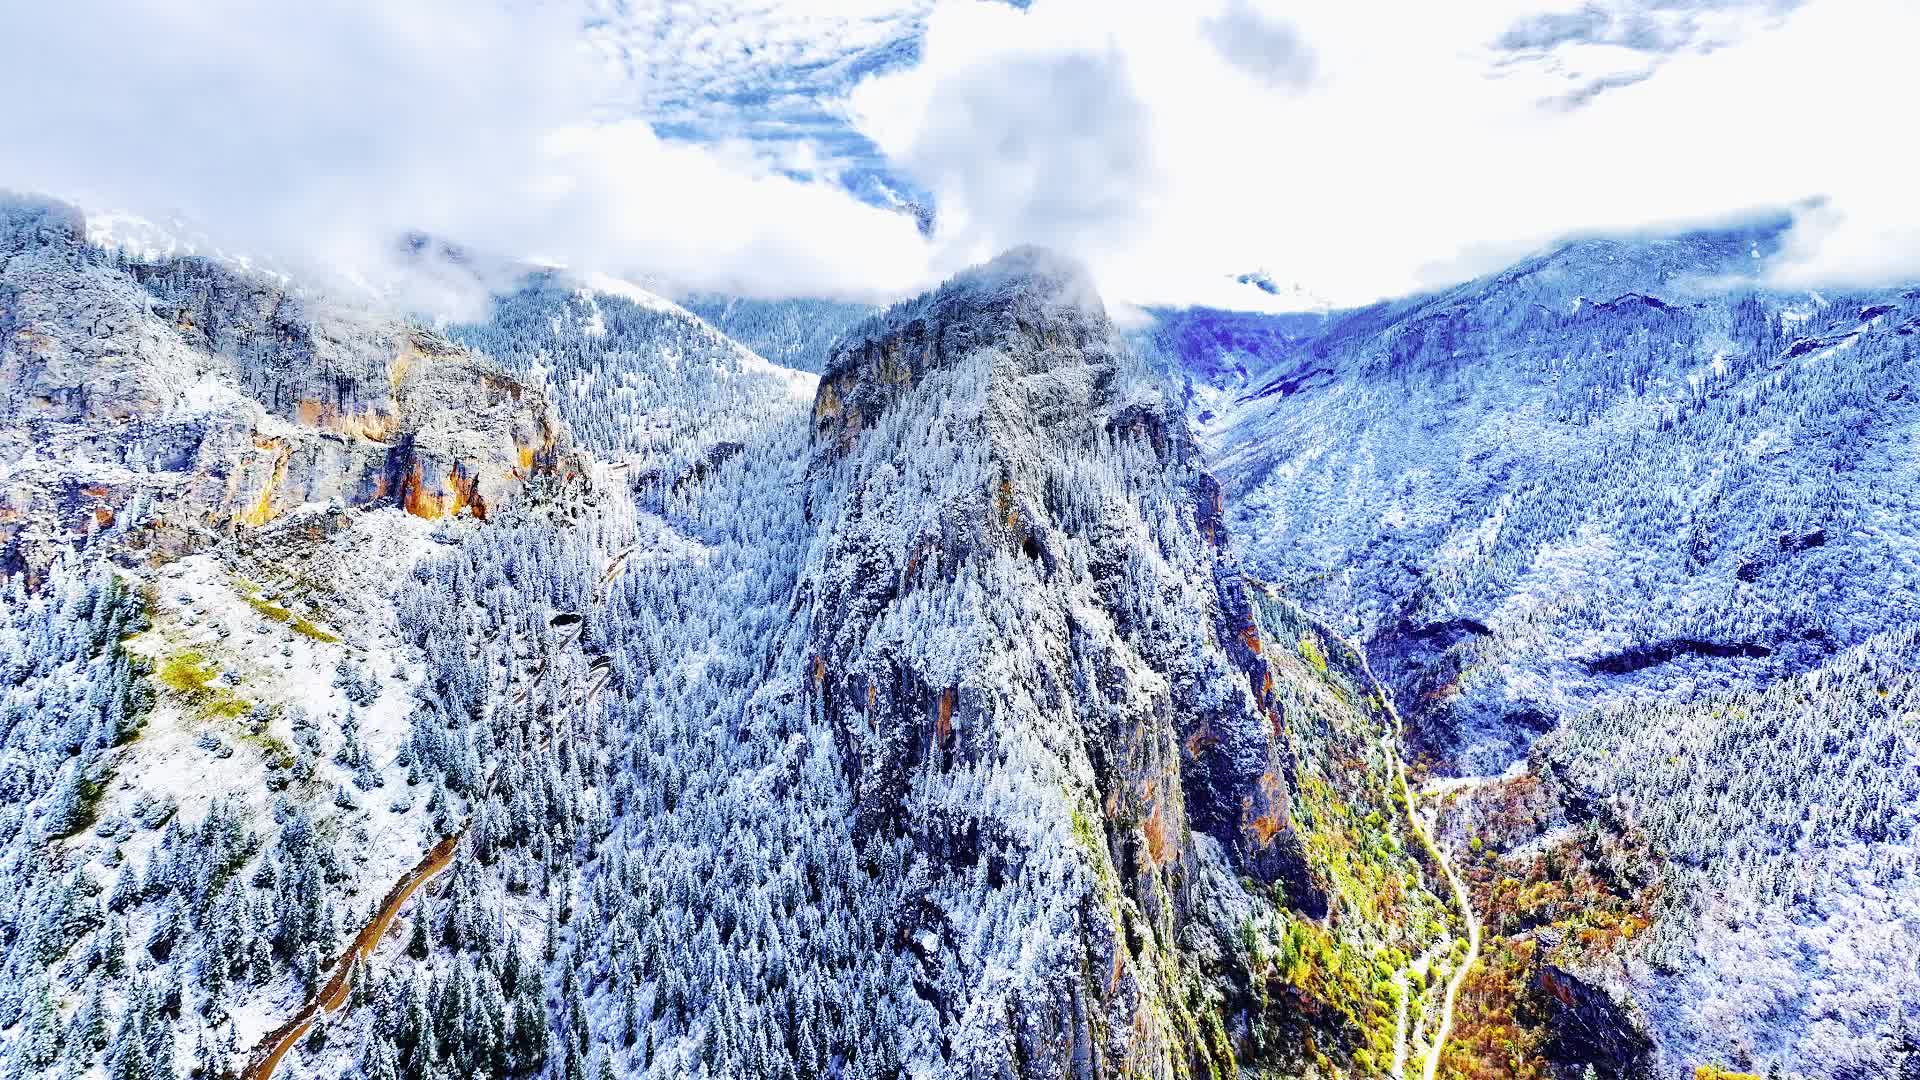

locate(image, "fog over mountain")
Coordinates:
2 4 1917 1080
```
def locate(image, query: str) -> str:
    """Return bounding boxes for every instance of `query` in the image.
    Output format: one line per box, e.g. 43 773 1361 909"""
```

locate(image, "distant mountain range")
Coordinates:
1150 215 1920 1079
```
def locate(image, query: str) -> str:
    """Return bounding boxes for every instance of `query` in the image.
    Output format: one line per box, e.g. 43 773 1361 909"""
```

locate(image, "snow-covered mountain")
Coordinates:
1 197 579 583
0 201 1475 1080
797 247 1460 1074
449 270 820 467
0 192 588 1080
1155 217 1920 1079
1191 217 1919 769
7 187 1920 1080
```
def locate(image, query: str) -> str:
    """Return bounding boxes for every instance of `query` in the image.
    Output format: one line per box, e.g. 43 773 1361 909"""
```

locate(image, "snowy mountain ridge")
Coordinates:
1157 216 1920 1079
6 186 1920 1080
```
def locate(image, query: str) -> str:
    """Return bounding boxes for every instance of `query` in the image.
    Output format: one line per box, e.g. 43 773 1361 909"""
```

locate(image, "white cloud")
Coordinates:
3 0 1914 317
1201 0 1318 93
524 120 931 298
0 0 937 311
851 11 1160 278
852 0 1920 309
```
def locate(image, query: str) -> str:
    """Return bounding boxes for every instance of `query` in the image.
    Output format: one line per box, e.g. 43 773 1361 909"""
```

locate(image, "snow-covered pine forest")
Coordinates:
2 201 1464 1080
5 193 1919 1080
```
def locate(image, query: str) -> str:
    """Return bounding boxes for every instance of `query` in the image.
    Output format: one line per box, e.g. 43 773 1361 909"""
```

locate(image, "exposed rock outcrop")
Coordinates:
1537 961 1655 1079
0 196 575 582
796 248 1449 1076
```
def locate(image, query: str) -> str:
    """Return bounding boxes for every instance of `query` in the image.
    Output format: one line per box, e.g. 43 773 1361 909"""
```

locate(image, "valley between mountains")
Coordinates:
3 195 1917 1080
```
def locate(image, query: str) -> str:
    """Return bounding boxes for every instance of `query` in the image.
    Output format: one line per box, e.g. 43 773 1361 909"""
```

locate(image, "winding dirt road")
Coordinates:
1329 624 1482 1080
239 834 459 1080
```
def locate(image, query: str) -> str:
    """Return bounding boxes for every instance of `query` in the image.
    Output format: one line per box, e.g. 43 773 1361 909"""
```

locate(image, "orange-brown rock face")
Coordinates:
796 248 1347 1076
0 196 576 580
221 330 569 529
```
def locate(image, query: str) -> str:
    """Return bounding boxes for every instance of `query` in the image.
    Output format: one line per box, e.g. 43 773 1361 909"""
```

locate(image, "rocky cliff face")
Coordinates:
0 196 574 581
808 248 1316 902
0 221 1463 1080
796 249 1455 1077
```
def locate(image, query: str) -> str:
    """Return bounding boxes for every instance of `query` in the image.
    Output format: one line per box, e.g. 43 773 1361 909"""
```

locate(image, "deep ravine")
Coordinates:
1353 625 1484 1080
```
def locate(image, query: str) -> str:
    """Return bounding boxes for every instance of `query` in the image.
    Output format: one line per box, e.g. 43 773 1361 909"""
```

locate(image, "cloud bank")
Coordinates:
851 0 1920 308
0 0 936 310
2 0 1916 315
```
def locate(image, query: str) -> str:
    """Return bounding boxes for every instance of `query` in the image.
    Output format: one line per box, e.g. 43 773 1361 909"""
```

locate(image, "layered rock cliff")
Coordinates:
797 248 1458 1077
0 195 574 582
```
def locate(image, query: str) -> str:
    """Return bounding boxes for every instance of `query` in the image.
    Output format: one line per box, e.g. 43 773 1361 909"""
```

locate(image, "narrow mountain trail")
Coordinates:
1383 732 1483 1080
594 544 635 603
1390 968 1411 1079
1414 791 1483 1080
237 542 614 1080
512 619 582 705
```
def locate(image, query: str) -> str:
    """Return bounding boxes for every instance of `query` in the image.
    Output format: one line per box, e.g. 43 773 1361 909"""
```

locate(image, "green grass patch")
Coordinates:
156 650 218 693
155 649 253 721
235 583 342 643
238 729 296 771
1297 633 1330 678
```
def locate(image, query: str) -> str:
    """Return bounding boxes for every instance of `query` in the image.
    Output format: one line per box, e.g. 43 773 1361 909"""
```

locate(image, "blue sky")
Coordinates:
2 0 1914 311
581 0 933 209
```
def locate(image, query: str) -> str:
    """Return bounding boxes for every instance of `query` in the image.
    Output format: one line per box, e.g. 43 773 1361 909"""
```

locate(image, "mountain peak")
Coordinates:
812 248 1126 457
948 244 1103 312
833 247 1107 365
792 228 1450 1075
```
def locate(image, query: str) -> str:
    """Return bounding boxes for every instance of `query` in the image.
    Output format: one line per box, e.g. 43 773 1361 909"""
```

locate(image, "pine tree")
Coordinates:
620 984 639 1048
11 978 63 1078
70 976 110 1056
360 1033 400 1080
102 917 128 977
397 972 437 1078
408 908 431 960
105 1001 146 1080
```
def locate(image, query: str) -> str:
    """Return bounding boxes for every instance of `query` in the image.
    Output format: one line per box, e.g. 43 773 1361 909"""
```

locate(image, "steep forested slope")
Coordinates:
1191 220 1920 773
677 294 875 375
1 204 1467 1080
0 194 586 1080
1422 628 1920 1080
1530 627 1920 1078
1165 221 1920 1079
